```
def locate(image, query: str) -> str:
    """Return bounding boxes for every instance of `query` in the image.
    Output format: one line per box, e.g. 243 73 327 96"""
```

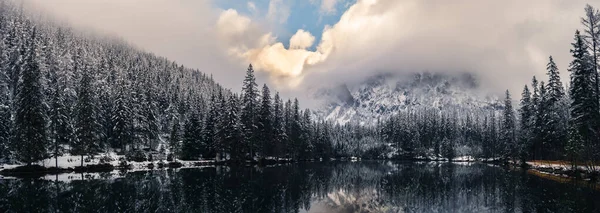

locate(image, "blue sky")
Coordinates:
213 0 353 50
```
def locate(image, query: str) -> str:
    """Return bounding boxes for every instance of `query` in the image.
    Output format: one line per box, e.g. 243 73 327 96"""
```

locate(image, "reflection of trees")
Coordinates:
0 162 599 212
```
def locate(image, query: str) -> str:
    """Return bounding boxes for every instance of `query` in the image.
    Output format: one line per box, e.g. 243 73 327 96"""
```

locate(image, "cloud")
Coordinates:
267 0 290 24
223 0 590 102
247 1 257 14
289 30 316 49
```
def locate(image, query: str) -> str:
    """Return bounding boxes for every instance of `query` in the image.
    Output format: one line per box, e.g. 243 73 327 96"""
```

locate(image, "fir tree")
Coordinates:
12 27 48 165
272 92 286 158
581 4 600 108
545 56 567 159
169 117 181 159
181 111 202 160
501 90 516 159
241 64 258 159
224 95 242 161
257 84 273 158
519 85 533 161
73 53 101 166
201 93 217 159
569 30 600 166
111 81 133 151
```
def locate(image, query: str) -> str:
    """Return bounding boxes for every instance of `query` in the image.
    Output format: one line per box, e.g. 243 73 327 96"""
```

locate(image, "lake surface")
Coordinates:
1 161 600 213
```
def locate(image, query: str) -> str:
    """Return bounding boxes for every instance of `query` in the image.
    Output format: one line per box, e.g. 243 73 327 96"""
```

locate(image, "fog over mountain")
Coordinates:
23 0 590 108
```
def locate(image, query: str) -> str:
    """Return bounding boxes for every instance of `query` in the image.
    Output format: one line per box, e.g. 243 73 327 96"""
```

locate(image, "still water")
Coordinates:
1 161 599 213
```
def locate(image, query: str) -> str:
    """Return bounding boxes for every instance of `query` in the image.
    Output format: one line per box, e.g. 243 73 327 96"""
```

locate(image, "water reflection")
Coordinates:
1 162 599 213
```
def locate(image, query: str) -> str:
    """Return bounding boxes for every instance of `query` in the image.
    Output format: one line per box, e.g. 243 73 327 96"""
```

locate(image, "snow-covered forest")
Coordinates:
1 0 600 170
0 0 385 167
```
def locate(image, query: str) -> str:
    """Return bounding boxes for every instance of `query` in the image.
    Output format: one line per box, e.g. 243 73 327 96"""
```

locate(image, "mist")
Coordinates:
23 0 595 108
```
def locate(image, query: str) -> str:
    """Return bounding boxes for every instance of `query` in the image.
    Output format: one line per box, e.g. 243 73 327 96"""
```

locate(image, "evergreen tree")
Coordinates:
111 81 133 151
12 27 48 165
290 99 302 159
272 92 286 158
257 84 273 158
240 64 258 159
581 4 600 107
568 30 600 166
201 93 217 159
169 117 181 159
181 111 202 160
501 90 516 159
518 85 533 161
545 56 567 159
224 95 242 161
72 52 101 166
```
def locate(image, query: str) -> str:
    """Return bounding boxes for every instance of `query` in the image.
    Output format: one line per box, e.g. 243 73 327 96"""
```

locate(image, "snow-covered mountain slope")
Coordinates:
312 72 502 125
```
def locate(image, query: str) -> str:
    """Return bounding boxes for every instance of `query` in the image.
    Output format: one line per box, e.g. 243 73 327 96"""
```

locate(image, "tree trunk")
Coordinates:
81 155 84 167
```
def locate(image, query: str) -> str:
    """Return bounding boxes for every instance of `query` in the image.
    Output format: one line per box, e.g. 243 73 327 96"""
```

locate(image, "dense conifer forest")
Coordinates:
0 0 599 170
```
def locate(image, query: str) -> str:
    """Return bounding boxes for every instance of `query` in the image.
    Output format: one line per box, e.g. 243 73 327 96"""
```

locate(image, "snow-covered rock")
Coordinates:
312 72 502 125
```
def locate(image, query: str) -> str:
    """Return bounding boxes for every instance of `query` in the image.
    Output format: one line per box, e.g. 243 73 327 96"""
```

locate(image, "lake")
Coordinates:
1 161 599 212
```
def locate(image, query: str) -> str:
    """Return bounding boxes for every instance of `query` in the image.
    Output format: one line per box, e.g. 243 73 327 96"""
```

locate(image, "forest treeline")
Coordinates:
1 0 599 167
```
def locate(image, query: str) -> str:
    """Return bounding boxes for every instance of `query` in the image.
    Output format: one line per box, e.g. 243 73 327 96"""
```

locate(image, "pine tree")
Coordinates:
581 4 600 108
501 90 516 159
257 84 273 158
241 64 258 159
181 111 202 160
545 56 567 159
569 30 600 166
224 95 242 161
215 89 228 161
290 99 302 159
111 81 133 151
12 27 48 165
73 52 101 167
519 85 533 161
272 92 286 158
201 93 217 159
169 117 181 159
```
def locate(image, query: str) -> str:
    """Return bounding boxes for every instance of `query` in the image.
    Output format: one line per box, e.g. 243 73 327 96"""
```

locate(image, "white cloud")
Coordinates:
311 0 341 15
267 0 290 24
247 1 257 13
289 30 316 49
223 0 590 100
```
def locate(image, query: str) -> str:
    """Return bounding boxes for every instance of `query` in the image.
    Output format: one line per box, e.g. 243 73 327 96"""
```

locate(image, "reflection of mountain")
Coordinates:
309 189 401 213
312 72 502 125
2 162 599 212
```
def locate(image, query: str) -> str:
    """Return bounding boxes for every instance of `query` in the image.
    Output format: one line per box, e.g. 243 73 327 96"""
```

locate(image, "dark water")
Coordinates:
1 162 600 213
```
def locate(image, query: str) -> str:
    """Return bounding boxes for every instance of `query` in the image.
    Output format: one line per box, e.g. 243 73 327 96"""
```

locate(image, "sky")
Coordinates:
22 0 596 107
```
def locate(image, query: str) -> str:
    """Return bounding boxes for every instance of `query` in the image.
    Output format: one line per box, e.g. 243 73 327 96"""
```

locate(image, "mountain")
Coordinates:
312 72 502 125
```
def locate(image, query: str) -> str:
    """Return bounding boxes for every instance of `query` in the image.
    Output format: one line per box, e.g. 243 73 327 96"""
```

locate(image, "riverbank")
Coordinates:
1 154 486 178
523 160 600 182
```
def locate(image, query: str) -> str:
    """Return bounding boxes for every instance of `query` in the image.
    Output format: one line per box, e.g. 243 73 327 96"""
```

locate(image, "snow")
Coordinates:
526 161 600 172
313 73 500 125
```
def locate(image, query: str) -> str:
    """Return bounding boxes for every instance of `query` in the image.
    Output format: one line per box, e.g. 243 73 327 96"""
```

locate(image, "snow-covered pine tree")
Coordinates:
111 79 133 151
581 4 600 108
545 56 567 159
12 27 48 165
501 90 516 159
181 110 202 160
518 85 533 161
241 64 258 159
568 30 600 166
169 117 181 160
201 92 217 159
224 94 242 161
272 92 286 158
257 84 273 158
73 49 101 166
